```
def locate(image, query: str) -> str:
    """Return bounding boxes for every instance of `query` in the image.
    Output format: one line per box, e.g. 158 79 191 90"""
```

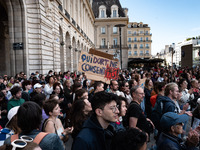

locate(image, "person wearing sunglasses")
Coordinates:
4 101 65 150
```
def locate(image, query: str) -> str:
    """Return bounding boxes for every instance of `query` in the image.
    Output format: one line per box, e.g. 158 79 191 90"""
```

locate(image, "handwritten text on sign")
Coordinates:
78 51 119 83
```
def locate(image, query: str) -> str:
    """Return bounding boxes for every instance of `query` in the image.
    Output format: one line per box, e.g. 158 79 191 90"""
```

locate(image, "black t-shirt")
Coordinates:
127 101 150 133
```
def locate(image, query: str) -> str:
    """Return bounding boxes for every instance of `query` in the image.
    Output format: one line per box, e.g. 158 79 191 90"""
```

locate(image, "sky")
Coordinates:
120 0 200 55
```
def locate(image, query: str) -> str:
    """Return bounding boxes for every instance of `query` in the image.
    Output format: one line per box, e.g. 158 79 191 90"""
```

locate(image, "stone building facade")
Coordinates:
0 0 95 76
127 22 152 59
92 0 129 69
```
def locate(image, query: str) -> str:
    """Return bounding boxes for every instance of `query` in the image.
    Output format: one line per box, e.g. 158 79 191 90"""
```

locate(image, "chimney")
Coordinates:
123 8 128 17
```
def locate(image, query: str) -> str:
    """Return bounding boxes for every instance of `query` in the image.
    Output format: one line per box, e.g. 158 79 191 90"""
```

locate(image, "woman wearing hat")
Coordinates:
0 106 20 146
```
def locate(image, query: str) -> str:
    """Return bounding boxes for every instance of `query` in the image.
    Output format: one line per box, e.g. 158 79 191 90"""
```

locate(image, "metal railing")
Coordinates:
99 45 108 49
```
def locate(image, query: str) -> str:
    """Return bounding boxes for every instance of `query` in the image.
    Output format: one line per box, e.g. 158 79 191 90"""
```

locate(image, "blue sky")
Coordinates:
120 0 200 55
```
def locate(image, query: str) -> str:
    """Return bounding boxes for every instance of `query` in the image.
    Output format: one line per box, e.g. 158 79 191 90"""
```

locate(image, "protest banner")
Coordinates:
78 51 119 84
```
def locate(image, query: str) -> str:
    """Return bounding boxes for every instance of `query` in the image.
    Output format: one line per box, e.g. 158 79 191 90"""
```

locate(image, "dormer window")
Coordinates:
99 5 107 18
113 10 117 17
111 5 118 18
101 10 105 18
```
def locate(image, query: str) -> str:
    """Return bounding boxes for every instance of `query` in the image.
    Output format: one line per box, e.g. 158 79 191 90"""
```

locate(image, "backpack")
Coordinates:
150 96 164 131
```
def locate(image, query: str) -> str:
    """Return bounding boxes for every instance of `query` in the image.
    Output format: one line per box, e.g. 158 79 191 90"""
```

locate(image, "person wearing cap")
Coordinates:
157 112 199 150
0 106 21 146
30 83 44 101
7 86 25 111
29 73 35 81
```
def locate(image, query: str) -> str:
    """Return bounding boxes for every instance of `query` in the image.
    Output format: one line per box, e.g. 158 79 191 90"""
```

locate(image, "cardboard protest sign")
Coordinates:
139 78 146 89
78 51 119 84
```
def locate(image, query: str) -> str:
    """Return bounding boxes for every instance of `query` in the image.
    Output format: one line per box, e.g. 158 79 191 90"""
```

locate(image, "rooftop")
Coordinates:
92 0 126 18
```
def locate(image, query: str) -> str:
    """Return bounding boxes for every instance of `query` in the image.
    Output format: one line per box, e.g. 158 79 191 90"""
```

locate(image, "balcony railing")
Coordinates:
134 47 137 49
131 33 152 36
140 53 144 56
144 33 152 36
145 40 152 42
132 40 152 43
146 46 149 49
111 45 120 48
144 53 150 56
65 9 70 20
99 45 108 49
134 54 138 56
139 47 143 49
128 47 132 49
98 45 128 49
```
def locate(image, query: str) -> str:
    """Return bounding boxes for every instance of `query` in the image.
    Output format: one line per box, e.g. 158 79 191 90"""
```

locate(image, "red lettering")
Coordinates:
104 64 119 81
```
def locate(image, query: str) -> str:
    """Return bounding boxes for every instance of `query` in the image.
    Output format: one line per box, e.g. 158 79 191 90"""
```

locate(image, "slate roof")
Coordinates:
92 0 126 18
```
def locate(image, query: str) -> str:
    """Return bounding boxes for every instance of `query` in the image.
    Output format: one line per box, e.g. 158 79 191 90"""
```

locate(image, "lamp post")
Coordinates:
115 24 126 69
169 44 175 75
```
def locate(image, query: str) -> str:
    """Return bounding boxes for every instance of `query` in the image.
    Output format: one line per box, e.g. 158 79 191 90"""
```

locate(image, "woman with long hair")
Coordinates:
70 98 92 139
74 89 88 102
110 96 127 132
83 79 89 91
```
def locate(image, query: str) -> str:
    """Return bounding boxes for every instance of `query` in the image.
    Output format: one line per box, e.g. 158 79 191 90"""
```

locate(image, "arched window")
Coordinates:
111 5 118 18
99 5 107 18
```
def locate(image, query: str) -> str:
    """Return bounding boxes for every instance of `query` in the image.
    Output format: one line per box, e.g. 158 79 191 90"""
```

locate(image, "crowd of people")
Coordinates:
0 66 199 149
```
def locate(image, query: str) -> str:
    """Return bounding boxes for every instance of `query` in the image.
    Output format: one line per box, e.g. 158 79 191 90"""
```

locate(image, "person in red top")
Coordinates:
150 82 166 107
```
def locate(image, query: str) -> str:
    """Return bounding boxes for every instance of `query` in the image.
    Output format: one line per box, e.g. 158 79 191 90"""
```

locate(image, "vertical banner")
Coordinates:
78 51 119 84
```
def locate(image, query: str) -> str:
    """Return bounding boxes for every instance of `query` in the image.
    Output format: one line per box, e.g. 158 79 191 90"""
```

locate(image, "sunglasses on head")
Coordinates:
11 136 33 150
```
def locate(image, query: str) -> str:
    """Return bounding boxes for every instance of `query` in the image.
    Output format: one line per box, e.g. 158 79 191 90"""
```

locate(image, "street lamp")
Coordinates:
169 43 175 74
115 24 126 69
